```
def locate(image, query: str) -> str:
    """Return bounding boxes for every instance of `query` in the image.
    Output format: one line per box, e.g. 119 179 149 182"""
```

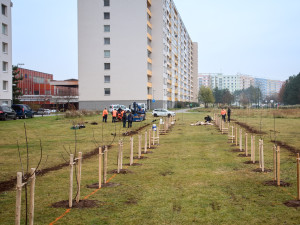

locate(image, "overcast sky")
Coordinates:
12 0 300 81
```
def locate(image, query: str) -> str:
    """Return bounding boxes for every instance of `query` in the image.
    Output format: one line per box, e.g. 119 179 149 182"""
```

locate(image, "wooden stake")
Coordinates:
29 168 35 225
252 136 256 164
157 126 160 144
235 127 238 146
98 147 102 188
277 146 280 186
130 137 134 165
118 141 121 173
297 153 300 200
76 152 82 203
259 140 262 168
239 129 242 151
138 135 141 159
120 141 123 170
261 140 264 172
144 131 147 153
250 135 253 162
69 154 74 208
152 128 155 146
148 129 151 149
273 145 277 181
245 133 248 156
15 172 22 225
104 146 108 183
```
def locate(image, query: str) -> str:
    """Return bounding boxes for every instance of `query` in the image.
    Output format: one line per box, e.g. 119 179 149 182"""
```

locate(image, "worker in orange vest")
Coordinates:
221 108 227 122
112 109 117 123
102 108 108 123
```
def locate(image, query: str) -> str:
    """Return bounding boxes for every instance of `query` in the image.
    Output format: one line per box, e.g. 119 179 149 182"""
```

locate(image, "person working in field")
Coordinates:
102 108 108 123
221 108 227 122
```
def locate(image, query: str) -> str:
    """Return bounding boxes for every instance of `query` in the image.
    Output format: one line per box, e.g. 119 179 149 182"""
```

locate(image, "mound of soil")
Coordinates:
234 121 266 135
125 197 138 205
52 200 100 208
238 154 250 157
264 180 291 187
108 169 133 174
244 160 259 164
271 140 300 154
284 200 300 208
122 124 150 136
133 156 148 160
86 182 120 189
124 163 142 166
252 168 272 173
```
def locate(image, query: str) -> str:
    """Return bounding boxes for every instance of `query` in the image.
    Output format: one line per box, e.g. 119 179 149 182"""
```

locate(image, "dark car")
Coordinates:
11 104 34 119
0 105 17 120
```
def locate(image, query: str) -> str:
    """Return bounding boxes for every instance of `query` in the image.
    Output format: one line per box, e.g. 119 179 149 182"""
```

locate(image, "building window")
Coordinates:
104 38 110 45
1 4 7 16
104 63 110 70
104 75 110 83
104 12 110 19
2 42 7 53
104 25 110 32
104 0 110 6
2 61 8 72
104 50 110 58
104 88 110 96
2 23 7 35
2 80 8 91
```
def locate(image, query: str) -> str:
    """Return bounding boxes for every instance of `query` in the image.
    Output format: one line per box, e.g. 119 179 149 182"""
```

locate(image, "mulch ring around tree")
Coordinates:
238 153 249 157
133 156 148 160
86 182 121 189
252 168 272 173
124 163 142 166
244 160 259 164
125 197 138 205
284 200 300 208
108 169 133 174
52 200 100 208
263 180 291 187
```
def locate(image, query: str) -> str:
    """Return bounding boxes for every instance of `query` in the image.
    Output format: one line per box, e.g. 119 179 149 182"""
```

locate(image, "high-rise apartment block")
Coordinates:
78 0 198 110
0 0 12 106
198 73 283 97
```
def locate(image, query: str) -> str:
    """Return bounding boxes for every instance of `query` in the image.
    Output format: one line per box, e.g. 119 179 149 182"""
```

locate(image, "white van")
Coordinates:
137 103 147 112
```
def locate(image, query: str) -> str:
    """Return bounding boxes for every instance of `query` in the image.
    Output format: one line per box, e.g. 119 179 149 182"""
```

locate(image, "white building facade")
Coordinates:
0 0 12 106
78 0 198 110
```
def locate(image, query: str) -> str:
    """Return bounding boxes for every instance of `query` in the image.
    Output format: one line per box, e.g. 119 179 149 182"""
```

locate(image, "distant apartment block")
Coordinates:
0 0 12 106
198 73 283 97
78 0 198 110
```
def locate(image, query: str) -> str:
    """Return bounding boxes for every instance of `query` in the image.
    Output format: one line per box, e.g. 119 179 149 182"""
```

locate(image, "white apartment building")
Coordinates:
0 0 12 106
78 0 198 110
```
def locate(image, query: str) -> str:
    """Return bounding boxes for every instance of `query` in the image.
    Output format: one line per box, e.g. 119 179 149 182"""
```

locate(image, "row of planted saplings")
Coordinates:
14 116 176 225
214 115 300 202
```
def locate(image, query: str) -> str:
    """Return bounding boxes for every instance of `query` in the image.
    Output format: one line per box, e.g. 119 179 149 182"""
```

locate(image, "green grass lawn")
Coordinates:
1 110 300 224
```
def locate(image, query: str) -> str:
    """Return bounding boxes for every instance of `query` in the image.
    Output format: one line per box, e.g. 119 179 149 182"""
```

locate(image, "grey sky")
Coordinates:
12 0 300 81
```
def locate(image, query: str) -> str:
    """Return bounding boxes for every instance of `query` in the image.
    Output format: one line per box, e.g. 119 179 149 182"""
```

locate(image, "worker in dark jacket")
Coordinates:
227 107 231 122
122 111 127 128
127 112 133 128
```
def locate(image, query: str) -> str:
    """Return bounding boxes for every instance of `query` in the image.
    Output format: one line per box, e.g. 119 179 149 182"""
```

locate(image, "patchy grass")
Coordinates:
1 110 300 224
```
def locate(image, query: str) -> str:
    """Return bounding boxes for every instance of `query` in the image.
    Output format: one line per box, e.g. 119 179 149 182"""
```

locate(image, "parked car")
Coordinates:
11 104 34 119
0 105 17 120
36 108 51 115
152 109 176 117
109 104 130 113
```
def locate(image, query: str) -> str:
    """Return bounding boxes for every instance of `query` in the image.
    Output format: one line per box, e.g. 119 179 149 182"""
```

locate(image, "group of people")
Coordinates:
221 107 231 122
102 107 133 128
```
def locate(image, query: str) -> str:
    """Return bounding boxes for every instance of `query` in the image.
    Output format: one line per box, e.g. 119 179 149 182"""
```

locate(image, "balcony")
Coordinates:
175 83 178 87
147 0 151 6
175 90 178 94
147 21 152 29
167 97 172 101
147 82 152 88
167 88 172 93
147 32 152 40
147 45 152 52
147 70 152 76
147 8 152 17
147 57 152 64
147 94 153 99
175 98 178 101
167 79 172 84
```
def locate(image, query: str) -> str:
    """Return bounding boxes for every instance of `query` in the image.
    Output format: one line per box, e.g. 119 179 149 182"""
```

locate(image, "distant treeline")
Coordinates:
279 72 300 105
